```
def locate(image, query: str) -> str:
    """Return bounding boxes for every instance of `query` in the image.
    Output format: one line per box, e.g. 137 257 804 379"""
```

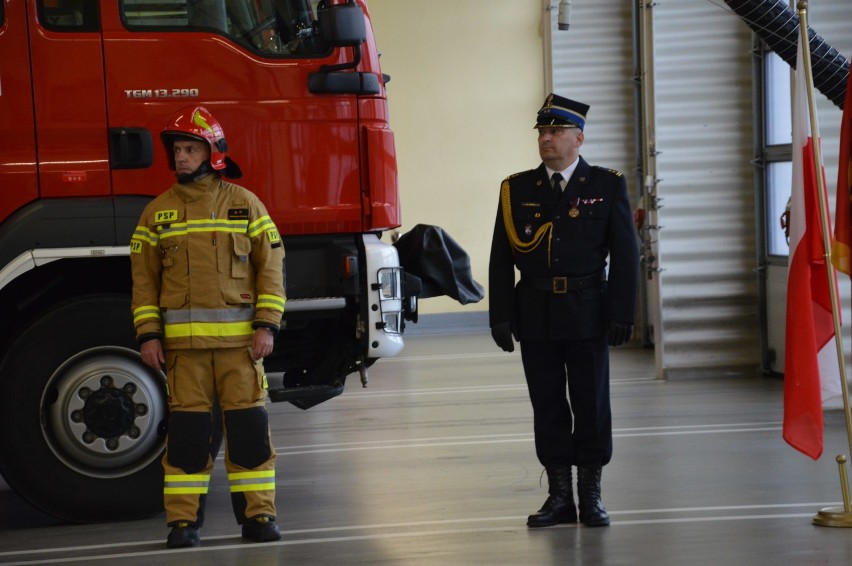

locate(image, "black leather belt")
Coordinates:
522 272 605 294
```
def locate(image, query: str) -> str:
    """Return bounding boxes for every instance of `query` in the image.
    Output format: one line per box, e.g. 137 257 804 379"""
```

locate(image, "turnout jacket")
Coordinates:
489 158 639 341
130 174 286 350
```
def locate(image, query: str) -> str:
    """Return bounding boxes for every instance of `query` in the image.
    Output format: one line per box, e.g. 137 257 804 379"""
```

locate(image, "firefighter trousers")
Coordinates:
162 347 277 527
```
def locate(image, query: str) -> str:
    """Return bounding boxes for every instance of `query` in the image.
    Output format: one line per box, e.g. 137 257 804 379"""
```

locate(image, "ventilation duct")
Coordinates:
723 0 848 108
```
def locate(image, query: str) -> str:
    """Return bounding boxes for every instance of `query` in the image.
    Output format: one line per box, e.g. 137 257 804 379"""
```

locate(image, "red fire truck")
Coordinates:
0 0 423 522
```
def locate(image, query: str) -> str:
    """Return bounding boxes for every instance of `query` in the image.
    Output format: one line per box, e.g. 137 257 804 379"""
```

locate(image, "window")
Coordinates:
766 161 792 256
122 0 329 56
762 51 793 258
38 0 100 32
764 52 792 147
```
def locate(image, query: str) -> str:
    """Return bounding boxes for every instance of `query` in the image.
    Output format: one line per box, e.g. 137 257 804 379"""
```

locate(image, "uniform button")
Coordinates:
554 258 560 263
554 216 560 220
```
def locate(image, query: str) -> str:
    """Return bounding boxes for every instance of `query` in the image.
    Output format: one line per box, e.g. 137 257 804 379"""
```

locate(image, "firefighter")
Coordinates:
130 106 286 548
489 94 639 528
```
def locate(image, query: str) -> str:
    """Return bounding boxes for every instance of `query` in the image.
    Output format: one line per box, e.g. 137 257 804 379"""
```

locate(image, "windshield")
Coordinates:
122 0 328 56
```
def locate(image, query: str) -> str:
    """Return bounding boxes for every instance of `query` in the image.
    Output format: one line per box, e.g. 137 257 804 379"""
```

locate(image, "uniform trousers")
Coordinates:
163 347 277 526
519 335 612 468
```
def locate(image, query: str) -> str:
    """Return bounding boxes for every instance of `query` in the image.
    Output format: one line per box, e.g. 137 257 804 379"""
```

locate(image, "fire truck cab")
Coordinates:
0 0 417 522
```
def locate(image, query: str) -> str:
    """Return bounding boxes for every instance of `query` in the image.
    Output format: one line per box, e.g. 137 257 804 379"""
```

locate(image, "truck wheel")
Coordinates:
0 294 168 522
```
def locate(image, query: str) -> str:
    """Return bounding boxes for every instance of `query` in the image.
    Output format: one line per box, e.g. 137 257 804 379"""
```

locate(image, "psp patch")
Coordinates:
154 209 179 224
267 228 281 247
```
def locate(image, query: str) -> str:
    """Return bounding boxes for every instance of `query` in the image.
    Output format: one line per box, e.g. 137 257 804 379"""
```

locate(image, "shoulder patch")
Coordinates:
592 166 623 177
503 169 536 182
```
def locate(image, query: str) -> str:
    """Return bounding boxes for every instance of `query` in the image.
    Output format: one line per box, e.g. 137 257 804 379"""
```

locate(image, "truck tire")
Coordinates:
0 294 169 522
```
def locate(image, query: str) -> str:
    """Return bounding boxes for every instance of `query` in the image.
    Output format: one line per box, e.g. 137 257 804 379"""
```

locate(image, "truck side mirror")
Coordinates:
318 2 366 47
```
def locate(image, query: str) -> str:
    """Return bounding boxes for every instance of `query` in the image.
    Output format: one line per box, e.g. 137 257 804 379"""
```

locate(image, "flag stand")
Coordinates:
797 0 852 528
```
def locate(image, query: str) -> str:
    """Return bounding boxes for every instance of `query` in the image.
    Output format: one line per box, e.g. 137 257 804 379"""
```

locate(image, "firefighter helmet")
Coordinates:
161 106 242 179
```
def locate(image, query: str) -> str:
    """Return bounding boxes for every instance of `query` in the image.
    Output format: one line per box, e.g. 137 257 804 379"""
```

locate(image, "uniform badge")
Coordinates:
569 198 580 218
524 224 533 237
154 209 178 224
228 208 249 220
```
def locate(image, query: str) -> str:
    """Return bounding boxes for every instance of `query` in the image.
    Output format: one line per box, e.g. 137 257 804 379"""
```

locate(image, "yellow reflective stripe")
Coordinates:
230 482 276 493
164 474 210 495
133 226 159 245
228 471 276 480
164 320 254 338
158 219 249 240
256 294 286 313
165 474 210 482
248 216 276 238
133 305 161 325
153 217 277 240
164 487 210 494
228 470 276 493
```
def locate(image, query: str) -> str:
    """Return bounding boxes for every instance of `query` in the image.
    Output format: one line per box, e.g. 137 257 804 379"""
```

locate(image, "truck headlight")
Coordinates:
374 267 403 335
376 268 402 300
382 312 402 334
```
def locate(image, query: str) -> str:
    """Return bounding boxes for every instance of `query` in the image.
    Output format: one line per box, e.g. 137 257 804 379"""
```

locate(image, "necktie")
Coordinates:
551 172 564 195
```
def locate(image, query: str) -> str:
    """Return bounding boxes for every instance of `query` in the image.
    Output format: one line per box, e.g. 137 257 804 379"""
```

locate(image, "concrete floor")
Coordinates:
2 332 852 565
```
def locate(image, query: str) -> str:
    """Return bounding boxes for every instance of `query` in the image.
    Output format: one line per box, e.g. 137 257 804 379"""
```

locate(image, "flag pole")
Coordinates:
797 0 852 528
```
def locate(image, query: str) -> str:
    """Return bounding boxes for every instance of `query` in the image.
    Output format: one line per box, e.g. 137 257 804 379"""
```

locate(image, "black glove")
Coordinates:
491 322 515 352
607 321 634 347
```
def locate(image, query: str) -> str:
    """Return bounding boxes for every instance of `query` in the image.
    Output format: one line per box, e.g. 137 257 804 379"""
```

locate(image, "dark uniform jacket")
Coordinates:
489 158 639 341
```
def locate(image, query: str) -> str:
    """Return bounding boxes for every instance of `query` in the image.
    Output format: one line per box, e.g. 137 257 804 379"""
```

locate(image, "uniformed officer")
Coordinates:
130 106 286 548
489 94 639 528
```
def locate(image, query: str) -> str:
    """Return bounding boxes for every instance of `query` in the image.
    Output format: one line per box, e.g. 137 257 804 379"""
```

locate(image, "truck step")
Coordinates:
267 383 344 404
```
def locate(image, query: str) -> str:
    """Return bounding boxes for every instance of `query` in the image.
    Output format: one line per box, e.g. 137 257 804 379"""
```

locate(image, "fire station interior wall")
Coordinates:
648 0 759 376
370 1 852 378
558 0 852 377
368 0 544 317
552 0 757 377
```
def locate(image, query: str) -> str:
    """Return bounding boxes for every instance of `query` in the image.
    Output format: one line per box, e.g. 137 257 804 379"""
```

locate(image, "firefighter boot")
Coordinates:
577 466 610 527
527 466 577 527
242 516 282 542
166 522 200 548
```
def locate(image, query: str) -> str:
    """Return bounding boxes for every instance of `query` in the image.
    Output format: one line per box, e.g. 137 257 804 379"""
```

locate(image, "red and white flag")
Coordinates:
831 60 852 275
783 37 843 460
